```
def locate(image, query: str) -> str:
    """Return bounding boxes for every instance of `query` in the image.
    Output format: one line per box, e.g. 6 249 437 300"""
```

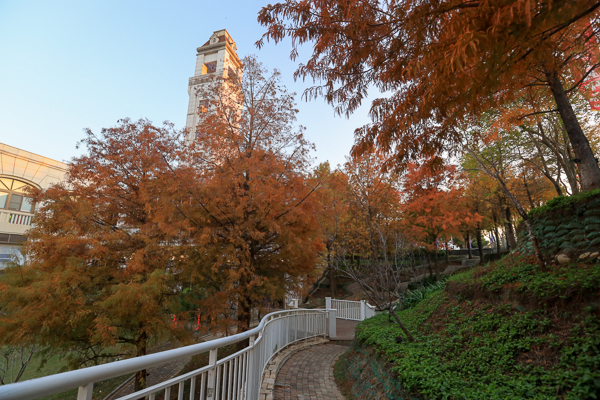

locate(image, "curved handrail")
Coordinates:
0 309 327 400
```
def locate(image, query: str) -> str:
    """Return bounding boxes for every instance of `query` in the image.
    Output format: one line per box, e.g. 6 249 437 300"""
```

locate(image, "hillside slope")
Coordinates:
336 254 600 399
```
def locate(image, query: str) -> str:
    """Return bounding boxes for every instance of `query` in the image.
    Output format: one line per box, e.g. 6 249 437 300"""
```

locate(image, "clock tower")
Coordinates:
185 29 243 141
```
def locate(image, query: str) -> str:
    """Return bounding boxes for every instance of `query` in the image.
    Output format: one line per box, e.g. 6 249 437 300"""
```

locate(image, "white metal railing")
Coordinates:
365 303 377 319
0 308 336 400
326 297 378 321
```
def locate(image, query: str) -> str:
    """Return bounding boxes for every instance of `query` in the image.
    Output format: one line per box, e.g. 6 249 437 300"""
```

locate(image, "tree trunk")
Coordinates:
238 300 252 331
134 331 147 391
467 232 473 259
549 172 564 197
527 124 564 196
329 267 336 298
494 225 501 254
466 144 547 270
327 245 336 298
476 226 484 265
426 252 433 279
236 285 252 351
522 174 536 210
503 202 518 249
236 307 252 351
539 149 564 197
432 235 440 281
545 69 600 191
524 219 546 272
389 307 415 342
492 212 502 254
366 208 379 258
557 124 580 194
444 237 449 265
496 174 548 271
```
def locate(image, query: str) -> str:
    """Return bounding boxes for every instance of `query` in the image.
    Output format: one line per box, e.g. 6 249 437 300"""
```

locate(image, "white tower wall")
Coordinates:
186 30 242 142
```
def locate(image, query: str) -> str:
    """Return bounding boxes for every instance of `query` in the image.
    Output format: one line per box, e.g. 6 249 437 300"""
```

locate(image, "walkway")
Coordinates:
273 319 359 400
334 319 360 341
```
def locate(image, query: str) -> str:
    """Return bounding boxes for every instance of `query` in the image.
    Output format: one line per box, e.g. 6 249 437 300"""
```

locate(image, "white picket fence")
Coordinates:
326 297 377 321
0 309 336 400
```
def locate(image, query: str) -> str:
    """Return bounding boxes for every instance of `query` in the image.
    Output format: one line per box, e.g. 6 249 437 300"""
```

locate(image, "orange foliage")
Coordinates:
258 0 600 189
400 160 481 251
0 119 190 374
342 153 402 258
175 56 323 333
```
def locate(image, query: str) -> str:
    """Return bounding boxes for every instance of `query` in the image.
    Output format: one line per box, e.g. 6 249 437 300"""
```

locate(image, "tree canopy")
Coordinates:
175 55 323 334
258 0 600 189
0 119 189 389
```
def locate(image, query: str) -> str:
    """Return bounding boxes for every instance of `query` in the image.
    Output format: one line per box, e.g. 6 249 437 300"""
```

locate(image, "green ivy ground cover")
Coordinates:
460 255 600 300
355 260 600 399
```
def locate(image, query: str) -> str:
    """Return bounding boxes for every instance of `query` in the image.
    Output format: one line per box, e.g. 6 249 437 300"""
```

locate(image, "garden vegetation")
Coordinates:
338 254 600 399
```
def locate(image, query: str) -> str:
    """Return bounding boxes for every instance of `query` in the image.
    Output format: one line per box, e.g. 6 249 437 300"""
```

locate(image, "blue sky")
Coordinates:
0 0 373 168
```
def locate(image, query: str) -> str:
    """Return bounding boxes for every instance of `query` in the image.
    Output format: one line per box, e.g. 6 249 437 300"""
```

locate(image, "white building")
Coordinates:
0 143 67 268
185 29 242 141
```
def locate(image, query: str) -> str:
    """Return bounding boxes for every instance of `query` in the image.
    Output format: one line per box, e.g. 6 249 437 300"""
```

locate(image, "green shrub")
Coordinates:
401 279 447 310
528 188 600 218
472 256 600 299
357 296 600 399
354 255 600 399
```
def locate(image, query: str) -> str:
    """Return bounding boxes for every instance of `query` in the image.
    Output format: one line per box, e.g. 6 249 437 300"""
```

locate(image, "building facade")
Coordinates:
185 29 242 141
0 143 67 268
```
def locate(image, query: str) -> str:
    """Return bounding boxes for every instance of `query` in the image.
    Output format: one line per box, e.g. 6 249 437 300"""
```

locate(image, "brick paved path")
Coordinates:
274 343 346 400
334 319 359 341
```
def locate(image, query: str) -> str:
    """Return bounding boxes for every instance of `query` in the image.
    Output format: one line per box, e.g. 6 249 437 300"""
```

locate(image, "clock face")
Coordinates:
212 37 218 44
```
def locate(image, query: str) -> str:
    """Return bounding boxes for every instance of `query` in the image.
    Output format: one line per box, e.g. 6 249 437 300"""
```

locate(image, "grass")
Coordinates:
349 254 600 399
2 349 142 400
38 374 131 400
3 334 245 400
5 351 69 383
39 343 241 400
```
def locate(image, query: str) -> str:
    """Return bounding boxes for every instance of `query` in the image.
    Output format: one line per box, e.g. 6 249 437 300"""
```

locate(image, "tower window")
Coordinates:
198 100 208 113
228 67 237 79
202 61 217 75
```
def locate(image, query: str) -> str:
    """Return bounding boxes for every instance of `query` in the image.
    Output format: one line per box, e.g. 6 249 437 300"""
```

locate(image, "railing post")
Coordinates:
207 348 218 400
325 297 332 310
247 335 255 400
327 309 336 339
77 383 93 400
360 301 366 321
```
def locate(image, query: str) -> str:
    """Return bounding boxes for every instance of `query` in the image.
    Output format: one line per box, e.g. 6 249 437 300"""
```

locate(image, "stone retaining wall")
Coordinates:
519 193 600 256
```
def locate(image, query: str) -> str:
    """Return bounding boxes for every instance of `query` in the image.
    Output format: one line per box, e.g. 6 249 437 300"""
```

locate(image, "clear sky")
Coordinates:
0 0 373 169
